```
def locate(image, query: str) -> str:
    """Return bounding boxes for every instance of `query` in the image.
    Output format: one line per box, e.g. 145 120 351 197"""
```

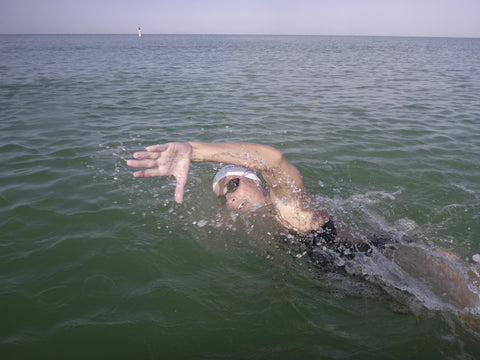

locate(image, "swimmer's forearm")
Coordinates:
188 142 282 170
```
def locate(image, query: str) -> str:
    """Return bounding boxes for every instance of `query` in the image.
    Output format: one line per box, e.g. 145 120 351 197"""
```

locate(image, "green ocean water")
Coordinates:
1 34 480 359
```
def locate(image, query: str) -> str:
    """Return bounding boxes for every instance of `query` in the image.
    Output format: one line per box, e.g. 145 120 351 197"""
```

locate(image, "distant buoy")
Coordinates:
138 27 142 39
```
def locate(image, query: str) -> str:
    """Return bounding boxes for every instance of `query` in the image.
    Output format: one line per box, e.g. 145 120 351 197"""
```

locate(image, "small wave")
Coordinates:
349 188 403 204
453 183 476 195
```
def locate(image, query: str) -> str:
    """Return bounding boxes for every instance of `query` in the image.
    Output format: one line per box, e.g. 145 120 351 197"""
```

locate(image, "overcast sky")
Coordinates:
1 0 479 38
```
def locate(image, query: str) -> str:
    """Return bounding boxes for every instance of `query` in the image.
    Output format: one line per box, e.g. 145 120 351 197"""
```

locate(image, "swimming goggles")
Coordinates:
223 171 251 196
225 178 240 194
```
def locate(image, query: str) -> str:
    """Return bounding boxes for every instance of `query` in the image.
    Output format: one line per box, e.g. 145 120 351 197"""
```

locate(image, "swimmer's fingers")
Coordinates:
145 144 169 152
133 143 190 162
126 159 158 169
132 151 160 160
133 144 171 159
127 159 171 179
130 168 163 178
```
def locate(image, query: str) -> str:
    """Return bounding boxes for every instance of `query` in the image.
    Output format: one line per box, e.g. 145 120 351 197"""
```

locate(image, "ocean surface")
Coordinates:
1 34 480 359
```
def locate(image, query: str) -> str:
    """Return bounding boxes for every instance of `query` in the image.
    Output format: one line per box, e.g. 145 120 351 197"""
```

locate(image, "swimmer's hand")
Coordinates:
127 142 192 203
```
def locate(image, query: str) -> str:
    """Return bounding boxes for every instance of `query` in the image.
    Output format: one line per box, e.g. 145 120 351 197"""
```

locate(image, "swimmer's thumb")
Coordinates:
174 189 184 203
174 177 187 204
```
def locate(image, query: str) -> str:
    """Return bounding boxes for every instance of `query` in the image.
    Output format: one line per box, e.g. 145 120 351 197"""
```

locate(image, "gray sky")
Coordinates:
1 0 479 37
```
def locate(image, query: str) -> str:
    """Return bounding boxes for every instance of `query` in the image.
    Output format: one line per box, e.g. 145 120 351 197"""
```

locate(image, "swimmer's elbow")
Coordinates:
260 145 302 182
260 145 285 169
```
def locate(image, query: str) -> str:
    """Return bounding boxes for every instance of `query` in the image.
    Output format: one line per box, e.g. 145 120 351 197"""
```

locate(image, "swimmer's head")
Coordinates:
213 165 269 212
212 165 261 192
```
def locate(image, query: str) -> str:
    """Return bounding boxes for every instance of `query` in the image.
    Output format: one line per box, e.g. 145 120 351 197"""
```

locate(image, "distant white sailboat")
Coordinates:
138 26 142 39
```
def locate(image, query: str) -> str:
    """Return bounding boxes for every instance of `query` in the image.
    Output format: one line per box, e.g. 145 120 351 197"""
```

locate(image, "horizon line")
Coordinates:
1 32 479 40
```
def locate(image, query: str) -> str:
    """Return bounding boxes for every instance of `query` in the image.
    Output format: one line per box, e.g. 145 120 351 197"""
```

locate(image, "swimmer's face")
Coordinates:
214 176 269 212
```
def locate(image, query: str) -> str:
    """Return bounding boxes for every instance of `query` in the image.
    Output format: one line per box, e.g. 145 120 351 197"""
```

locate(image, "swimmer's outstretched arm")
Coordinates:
188 141 306 193
127 142 326 231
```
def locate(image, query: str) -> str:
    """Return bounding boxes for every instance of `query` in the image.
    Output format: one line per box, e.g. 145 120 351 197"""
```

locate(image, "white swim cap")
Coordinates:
212 165 261 192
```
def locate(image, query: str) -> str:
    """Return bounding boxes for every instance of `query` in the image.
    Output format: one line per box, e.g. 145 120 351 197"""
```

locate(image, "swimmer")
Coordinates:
127 141 480 316
127 142 329 233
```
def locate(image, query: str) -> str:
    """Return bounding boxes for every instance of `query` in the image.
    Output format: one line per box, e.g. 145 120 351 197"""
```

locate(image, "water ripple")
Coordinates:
2 35 480 357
